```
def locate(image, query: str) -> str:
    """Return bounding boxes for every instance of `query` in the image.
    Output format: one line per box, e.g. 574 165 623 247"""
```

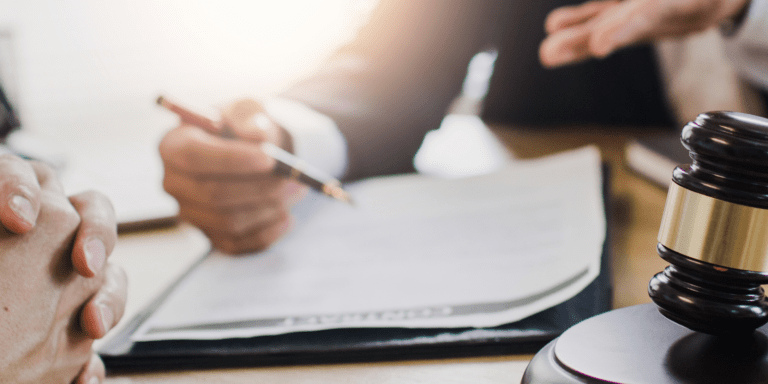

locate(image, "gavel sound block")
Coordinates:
522 112 768 384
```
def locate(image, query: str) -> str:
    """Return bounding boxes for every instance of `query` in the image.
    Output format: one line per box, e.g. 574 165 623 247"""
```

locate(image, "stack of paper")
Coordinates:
132 146 605 341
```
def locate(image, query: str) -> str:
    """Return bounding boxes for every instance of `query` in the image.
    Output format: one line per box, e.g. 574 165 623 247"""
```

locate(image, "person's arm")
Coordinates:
281 0 500 180
539 0 752 68
0 154 126 384
159 1 499 253
261 97 348 180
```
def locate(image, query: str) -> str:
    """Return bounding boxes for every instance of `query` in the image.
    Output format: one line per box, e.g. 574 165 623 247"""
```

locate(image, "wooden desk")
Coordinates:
103 126 672 383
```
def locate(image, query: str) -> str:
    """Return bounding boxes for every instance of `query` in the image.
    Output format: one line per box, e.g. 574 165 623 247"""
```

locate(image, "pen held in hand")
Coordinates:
156 95 354 205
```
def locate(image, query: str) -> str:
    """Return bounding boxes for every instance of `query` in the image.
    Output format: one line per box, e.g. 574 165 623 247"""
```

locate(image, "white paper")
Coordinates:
133 146 605 341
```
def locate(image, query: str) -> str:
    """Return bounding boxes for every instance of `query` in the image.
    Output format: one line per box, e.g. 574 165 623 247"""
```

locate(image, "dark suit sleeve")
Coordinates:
281 0 500 180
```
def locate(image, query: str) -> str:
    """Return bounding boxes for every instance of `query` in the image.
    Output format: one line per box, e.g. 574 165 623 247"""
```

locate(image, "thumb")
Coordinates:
220 98 269 142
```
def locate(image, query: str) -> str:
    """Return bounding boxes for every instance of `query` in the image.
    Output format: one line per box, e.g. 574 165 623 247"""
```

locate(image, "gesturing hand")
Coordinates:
539 0 750 68
0 154 127 384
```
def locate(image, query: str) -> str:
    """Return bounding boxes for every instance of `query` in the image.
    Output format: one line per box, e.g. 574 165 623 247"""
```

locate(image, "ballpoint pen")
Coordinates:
156 95 354 205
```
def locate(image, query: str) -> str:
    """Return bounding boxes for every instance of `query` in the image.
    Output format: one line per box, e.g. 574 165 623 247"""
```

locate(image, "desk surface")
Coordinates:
103 125 671 383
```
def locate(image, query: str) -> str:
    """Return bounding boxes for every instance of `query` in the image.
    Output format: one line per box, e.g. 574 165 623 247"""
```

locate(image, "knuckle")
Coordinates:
0 153 26 169
200 179 231 206
72 191 117 233
29 160 56 179
79 267 107 294
75 190 116 216
158 131 174 158
42 195 81 231
250 233 276 253
216 240 240 255
248 240 270 253
176 143 201 171
250 213 289 251
223 98 261 121
160 128 203 171
162 175 180 197
218 212 247 235
158 127 184 160
110 263 128 287
177 144 202 171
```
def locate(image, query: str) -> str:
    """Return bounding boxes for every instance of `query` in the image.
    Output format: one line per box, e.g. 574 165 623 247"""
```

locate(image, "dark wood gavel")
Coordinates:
650 111 768 335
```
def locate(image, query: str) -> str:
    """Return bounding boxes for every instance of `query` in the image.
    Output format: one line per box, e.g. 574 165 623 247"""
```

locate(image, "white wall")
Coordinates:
0 0 374 142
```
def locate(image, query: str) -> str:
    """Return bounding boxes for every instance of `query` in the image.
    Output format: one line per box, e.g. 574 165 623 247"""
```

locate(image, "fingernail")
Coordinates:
9 194 35 227
85 238 106 274
88 375 101 384
99 304 114 335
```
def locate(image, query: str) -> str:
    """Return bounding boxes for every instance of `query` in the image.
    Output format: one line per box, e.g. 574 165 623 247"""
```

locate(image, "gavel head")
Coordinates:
649 111 768 335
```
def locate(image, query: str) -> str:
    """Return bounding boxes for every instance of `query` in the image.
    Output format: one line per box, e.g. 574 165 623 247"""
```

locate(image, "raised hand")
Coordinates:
539 0 750 68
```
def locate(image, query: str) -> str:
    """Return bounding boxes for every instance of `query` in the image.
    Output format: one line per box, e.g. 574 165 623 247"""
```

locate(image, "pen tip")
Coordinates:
340 192 356 206
324 184 355 206
156 95 165 105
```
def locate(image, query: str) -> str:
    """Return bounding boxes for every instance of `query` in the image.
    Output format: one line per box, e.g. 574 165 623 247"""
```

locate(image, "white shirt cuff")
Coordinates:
262 98 348 179
724 0 768 90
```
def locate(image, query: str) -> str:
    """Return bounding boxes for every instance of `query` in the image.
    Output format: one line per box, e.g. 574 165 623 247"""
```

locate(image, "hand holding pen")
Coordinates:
157 96 353 204
158 97 345 253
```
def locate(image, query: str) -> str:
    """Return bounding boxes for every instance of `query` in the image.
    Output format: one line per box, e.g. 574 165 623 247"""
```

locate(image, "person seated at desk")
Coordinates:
0 91 127 383
159 0 765 254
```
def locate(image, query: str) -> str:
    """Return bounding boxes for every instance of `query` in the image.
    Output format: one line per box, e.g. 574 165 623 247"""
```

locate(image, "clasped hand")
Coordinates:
0 154 127 384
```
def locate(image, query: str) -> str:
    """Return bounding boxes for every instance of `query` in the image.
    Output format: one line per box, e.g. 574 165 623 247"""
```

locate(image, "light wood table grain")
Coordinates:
104 125 673 383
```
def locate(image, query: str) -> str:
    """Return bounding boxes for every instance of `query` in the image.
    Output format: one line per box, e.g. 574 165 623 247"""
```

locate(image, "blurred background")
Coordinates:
0 0 379 225
0 0 506 226
0 0 377 140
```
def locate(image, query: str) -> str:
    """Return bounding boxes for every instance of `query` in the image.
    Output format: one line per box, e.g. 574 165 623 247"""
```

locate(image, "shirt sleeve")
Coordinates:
724 0 768 91
262 98 348 180
280 0 499 180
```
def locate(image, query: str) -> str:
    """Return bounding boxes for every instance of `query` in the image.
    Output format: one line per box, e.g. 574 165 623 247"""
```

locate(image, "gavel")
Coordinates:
521 111 768 384
650 111 768 335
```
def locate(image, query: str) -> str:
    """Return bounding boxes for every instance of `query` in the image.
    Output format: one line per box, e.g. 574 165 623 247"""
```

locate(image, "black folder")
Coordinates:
100 166 612 372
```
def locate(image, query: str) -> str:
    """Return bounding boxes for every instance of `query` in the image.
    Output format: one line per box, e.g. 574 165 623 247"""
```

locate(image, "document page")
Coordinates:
133 146 606 341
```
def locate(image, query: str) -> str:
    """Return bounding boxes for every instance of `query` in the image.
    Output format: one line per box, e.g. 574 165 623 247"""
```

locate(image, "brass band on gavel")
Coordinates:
658 182 768 273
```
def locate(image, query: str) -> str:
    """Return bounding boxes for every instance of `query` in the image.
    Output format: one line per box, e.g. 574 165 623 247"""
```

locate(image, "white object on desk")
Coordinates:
59 136 178 230
131 146 605 342
414 114 512 178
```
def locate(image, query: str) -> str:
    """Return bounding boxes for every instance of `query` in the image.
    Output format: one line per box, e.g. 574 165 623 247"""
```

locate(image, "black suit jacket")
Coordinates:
282 0 675 180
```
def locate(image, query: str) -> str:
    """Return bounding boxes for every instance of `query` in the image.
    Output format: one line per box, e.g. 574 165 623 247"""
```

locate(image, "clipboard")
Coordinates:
99 166 613 371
